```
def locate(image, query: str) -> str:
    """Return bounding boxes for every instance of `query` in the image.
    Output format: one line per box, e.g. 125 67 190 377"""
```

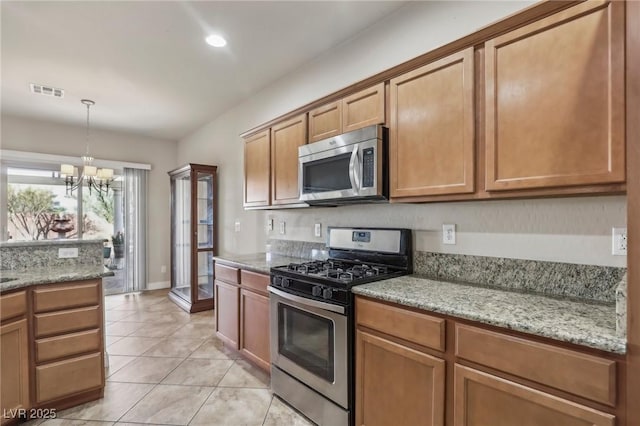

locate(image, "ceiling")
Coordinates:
1 1 406 141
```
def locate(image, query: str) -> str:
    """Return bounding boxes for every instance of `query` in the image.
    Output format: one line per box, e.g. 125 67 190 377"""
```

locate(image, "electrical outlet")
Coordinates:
267 218 274 231
442 224 456 245
612 227 627 255
58 247 78 258
161 265 167 274
279 221 286 235
314 223 322 238
234 220 241 232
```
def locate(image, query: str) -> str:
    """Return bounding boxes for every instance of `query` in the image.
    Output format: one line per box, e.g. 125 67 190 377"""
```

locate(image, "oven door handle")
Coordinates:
348 143 360 192
268 286 346 315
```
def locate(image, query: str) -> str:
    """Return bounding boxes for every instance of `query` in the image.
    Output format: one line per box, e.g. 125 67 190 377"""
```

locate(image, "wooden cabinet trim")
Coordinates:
33 280 100 313
243 129 271 208
270 114 307 205
214 263 240 284
308 101 342 142
356 297 445 352
454 364 615 426
455 324 616 406
356 330 445 426
239 270 269 295
35 352 103 404
389 47 475 198
34 305 100 339
342 82 385 133
485 0 625 191
0 290 27 323
35 328 101 364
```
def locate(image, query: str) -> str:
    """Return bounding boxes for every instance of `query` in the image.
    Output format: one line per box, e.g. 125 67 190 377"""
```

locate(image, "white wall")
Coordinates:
1 115 179 284
178 0 627 268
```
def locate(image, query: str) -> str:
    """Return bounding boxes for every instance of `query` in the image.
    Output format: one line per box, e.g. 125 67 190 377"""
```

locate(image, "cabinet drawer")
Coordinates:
34 306 100 338
356 297 445 352
215 264 240 284
36 352 103 403
455 324 616 406
33 280 100 313
35 328 101 364
240 270 269 294
454 365 614 426
0 290 27 322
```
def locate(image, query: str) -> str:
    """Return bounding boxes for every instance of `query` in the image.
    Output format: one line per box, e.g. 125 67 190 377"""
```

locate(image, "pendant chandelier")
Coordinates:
60 99 114 195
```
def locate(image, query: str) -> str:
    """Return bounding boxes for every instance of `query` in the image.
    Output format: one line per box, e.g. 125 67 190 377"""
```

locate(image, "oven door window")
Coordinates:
302 153 352 194
278 304 334 382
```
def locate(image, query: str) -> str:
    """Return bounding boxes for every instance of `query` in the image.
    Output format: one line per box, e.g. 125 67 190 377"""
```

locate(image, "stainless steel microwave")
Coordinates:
298 125 388 206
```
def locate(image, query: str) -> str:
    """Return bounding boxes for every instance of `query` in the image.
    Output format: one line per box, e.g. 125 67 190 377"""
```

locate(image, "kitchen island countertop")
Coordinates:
213 252 314 275
0 265 114 293
353 274 625 354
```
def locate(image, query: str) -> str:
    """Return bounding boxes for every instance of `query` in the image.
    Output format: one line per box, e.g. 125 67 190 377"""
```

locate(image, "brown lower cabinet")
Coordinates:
355 296 622 426
214 279 240 349
214 263 270 371
1 318 30 425
0 280 104 426
356 330 445 426
239 288 270 371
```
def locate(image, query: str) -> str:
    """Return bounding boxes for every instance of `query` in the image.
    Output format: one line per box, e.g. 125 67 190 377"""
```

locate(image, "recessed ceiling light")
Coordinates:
205 34 226 47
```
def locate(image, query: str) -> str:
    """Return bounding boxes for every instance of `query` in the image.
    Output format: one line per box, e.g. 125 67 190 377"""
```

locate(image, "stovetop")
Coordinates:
269 227 412 306
274 259 400 285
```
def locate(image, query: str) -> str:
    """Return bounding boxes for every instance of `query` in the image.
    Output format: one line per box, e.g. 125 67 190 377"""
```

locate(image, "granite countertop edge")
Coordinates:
0 238 107 248
352 275 626 355
0 266 114 292
214 252 312 275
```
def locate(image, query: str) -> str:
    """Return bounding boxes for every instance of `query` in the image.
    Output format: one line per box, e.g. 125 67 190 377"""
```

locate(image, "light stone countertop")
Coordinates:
213 253 311 275
352 274 625 354
0 265 114 293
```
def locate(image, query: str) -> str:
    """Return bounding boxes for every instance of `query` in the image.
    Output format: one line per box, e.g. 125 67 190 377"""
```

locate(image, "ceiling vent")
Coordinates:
30 83 64 98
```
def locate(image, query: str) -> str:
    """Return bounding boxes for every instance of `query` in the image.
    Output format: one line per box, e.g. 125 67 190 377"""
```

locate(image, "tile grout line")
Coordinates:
185 386 218 426
261 394 276 426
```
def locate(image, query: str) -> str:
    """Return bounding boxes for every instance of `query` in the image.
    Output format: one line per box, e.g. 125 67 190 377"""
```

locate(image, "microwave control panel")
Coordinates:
362 147 375 187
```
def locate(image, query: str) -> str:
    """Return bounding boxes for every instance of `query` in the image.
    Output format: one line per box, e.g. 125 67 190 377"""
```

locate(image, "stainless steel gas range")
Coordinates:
268 227 412 426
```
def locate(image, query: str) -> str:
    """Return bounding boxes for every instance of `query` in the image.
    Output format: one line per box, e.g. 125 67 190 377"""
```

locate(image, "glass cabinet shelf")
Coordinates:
168 163 218 313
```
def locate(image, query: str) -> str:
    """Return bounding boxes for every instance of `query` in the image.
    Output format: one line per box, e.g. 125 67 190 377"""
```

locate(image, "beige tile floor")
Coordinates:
28 290 313 426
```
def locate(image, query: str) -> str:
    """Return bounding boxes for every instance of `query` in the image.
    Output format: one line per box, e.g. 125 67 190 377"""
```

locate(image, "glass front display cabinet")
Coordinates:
168 163 217 312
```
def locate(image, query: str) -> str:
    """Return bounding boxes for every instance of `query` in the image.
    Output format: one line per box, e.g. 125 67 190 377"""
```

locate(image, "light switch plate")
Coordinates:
235 221 241 232
314 223 322 238
58 247 78 258
267 218 274 232
279 221 286 235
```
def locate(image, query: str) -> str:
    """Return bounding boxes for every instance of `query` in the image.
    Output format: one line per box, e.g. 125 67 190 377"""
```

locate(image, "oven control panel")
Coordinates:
271 275 348 305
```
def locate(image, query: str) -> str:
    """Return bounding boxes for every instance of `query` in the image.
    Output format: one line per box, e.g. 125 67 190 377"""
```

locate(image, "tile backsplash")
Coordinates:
415 251 626 303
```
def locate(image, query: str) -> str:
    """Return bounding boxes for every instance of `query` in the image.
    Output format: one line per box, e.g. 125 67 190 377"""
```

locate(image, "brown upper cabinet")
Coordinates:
484 0 625 191
243 130 271 208
243 113 307 209
271 113 308 206
389 48 475 199
308 83 385 143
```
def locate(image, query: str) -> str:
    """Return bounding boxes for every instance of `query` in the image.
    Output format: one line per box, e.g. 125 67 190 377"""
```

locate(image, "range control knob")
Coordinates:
272 276 282 286
282 278 290 288
322 288 333 300
312 286 323 297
